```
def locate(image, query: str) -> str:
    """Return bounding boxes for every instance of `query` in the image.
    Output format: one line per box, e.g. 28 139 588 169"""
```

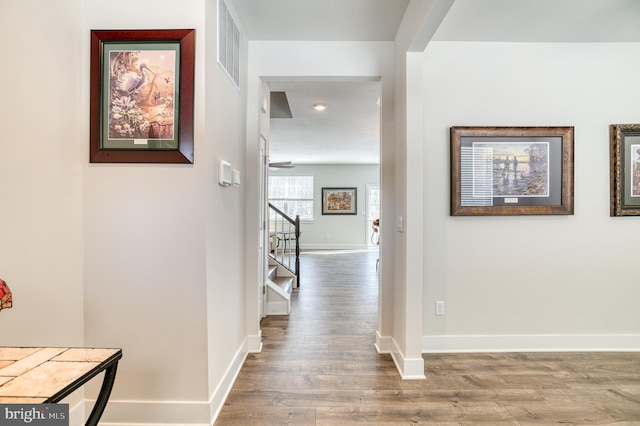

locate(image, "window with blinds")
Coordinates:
269 176 315 221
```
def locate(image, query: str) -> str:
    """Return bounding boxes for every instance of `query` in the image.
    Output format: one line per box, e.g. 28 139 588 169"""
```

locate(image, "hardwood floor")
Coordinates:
216 249 640 425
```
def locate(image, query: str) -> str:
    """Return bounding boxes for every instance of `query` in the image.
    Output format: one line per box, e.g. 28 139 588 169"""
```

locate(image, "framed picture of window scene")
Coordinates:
90 29 195 163
450 126 574 216
610 124 640 216
322 187 357 215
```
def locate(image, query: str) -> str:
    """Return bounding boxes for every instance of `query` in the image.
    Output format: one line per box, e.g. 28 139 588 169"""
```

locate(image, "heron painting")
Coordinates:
108 50 176 141
90 29 195 163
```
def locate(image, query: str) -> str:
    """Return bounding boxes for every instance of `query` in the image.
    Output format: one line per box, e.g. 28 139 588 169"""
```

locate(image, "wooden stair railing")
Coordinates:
268 203 300 287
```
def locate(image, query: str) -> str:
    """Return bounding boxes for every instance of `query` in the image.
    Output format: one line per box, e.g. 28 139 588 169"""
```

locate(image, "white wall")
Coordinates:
421 42 640 351
0 0 84 343
0 0 86 420
81 1 217 423
204 0 250 421
0 1 247 424
270 164 379 249
83 0 250 423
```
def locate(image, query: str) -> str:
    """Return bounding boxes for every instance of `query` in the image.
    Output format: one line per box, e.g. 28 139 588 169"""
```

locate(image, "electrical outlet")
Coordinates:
435 301 445 316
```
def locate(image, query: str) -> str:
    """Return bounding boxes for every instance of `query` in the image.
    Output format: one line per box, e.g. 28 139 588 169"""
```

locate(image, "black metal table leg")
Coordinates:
85 362 119 426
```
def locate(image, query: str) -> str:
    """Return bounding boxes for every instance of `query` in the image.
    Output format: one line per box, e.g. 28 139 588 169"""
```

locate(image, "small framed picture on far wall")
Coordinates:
321 187 357 215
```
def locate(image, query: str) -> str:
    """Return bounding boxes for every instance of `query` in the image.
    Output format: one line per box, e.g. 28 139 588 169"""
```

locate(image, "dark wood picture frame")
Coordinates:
90 29 195 163
450 126 574 216
610 124 640 216
321 187 357 215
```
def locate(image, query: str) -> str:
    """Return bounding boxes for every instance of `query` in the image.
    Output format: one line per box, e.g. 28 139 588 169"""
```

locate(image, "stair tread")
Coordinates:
272 276 294 294
266 257 296 315
272 276 293 286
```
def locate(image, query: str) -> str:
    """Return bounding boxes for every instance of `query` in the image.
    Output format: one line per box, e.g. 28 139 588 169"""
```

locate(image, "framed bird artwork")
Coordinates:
90 29 195 163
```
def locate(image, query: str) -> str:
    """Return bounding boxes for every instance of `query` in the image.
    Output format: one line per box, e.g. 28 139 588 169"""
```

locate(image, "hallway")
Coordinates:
217 249 388 424
215 250 640 425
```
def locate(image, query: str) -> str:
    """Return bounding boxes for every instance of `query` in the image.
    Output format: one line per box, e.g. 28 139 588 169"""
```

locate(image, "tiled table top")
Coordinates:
0 347 121 404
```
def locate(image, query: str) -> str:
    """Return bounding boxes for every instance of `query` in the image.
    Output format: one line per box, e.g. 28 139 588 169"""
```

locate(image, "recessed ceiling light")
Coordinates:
313 103 327 111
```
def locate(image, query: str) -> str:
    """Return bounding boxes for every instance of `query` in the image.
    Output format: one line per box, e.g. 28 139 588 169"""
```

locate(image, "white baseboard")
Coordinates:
247 330 263 353
376 333 425 380
423 334 640 353
209 336 249 424
91 337 249 425
374 330 391 353
66 397 85 426
300 243 370 251
87 400 211 426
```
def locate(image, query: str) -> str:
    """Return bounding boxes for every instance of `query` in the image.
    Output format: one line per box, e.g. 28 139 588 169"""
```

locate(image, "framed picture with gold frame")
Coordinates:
610 124 640 216
450 126 574 216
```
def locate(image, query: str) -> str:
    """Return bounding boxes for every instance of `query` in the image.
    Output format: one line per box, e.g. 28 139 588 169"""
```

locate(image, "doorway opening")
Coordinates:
262 78 382 322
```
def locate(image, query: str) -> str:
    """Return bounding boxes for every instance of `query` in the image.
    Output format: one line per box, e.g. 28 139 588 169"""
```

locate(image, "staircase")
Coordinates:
265 202 301 315
265 257 296 315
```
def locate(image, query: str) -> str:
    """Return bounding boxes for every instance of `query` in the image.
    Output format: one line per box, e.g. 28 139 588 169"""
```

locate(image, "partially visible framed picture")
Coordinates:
322 187 357 215
90 29 195 163
610 124 640 216
450 126 574 216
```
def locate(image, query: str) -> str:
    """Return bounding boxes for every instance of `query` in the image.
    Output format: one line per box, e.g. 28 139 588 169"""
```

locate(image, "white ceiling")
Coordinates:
230 0 409 165
229 0 640 165
268 80 381 165
433 0 640 43
230 0 411 42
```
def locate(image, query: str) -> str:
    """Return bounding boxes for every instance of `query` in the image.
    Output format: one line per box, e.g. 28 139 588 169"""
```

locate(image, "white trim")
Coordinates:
67 398 85 426
209 335 248 424
390 337 426 380
266 299 290 315
89 338 249 425
300 243 369 251
265 279 291 315
85 400 210 426
422 334 640 353
374 330 392 353
247 330 263 353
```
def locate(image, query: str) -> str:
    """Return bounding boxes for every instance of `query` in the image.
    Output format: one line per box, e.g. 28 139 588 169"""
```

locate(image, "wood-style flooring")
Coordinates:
216 249 640 425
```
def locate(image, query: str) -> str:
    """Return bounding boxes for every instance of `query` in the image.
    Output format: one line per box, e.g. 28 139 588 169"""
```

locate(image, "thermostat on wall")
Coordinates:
218 160 232 186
